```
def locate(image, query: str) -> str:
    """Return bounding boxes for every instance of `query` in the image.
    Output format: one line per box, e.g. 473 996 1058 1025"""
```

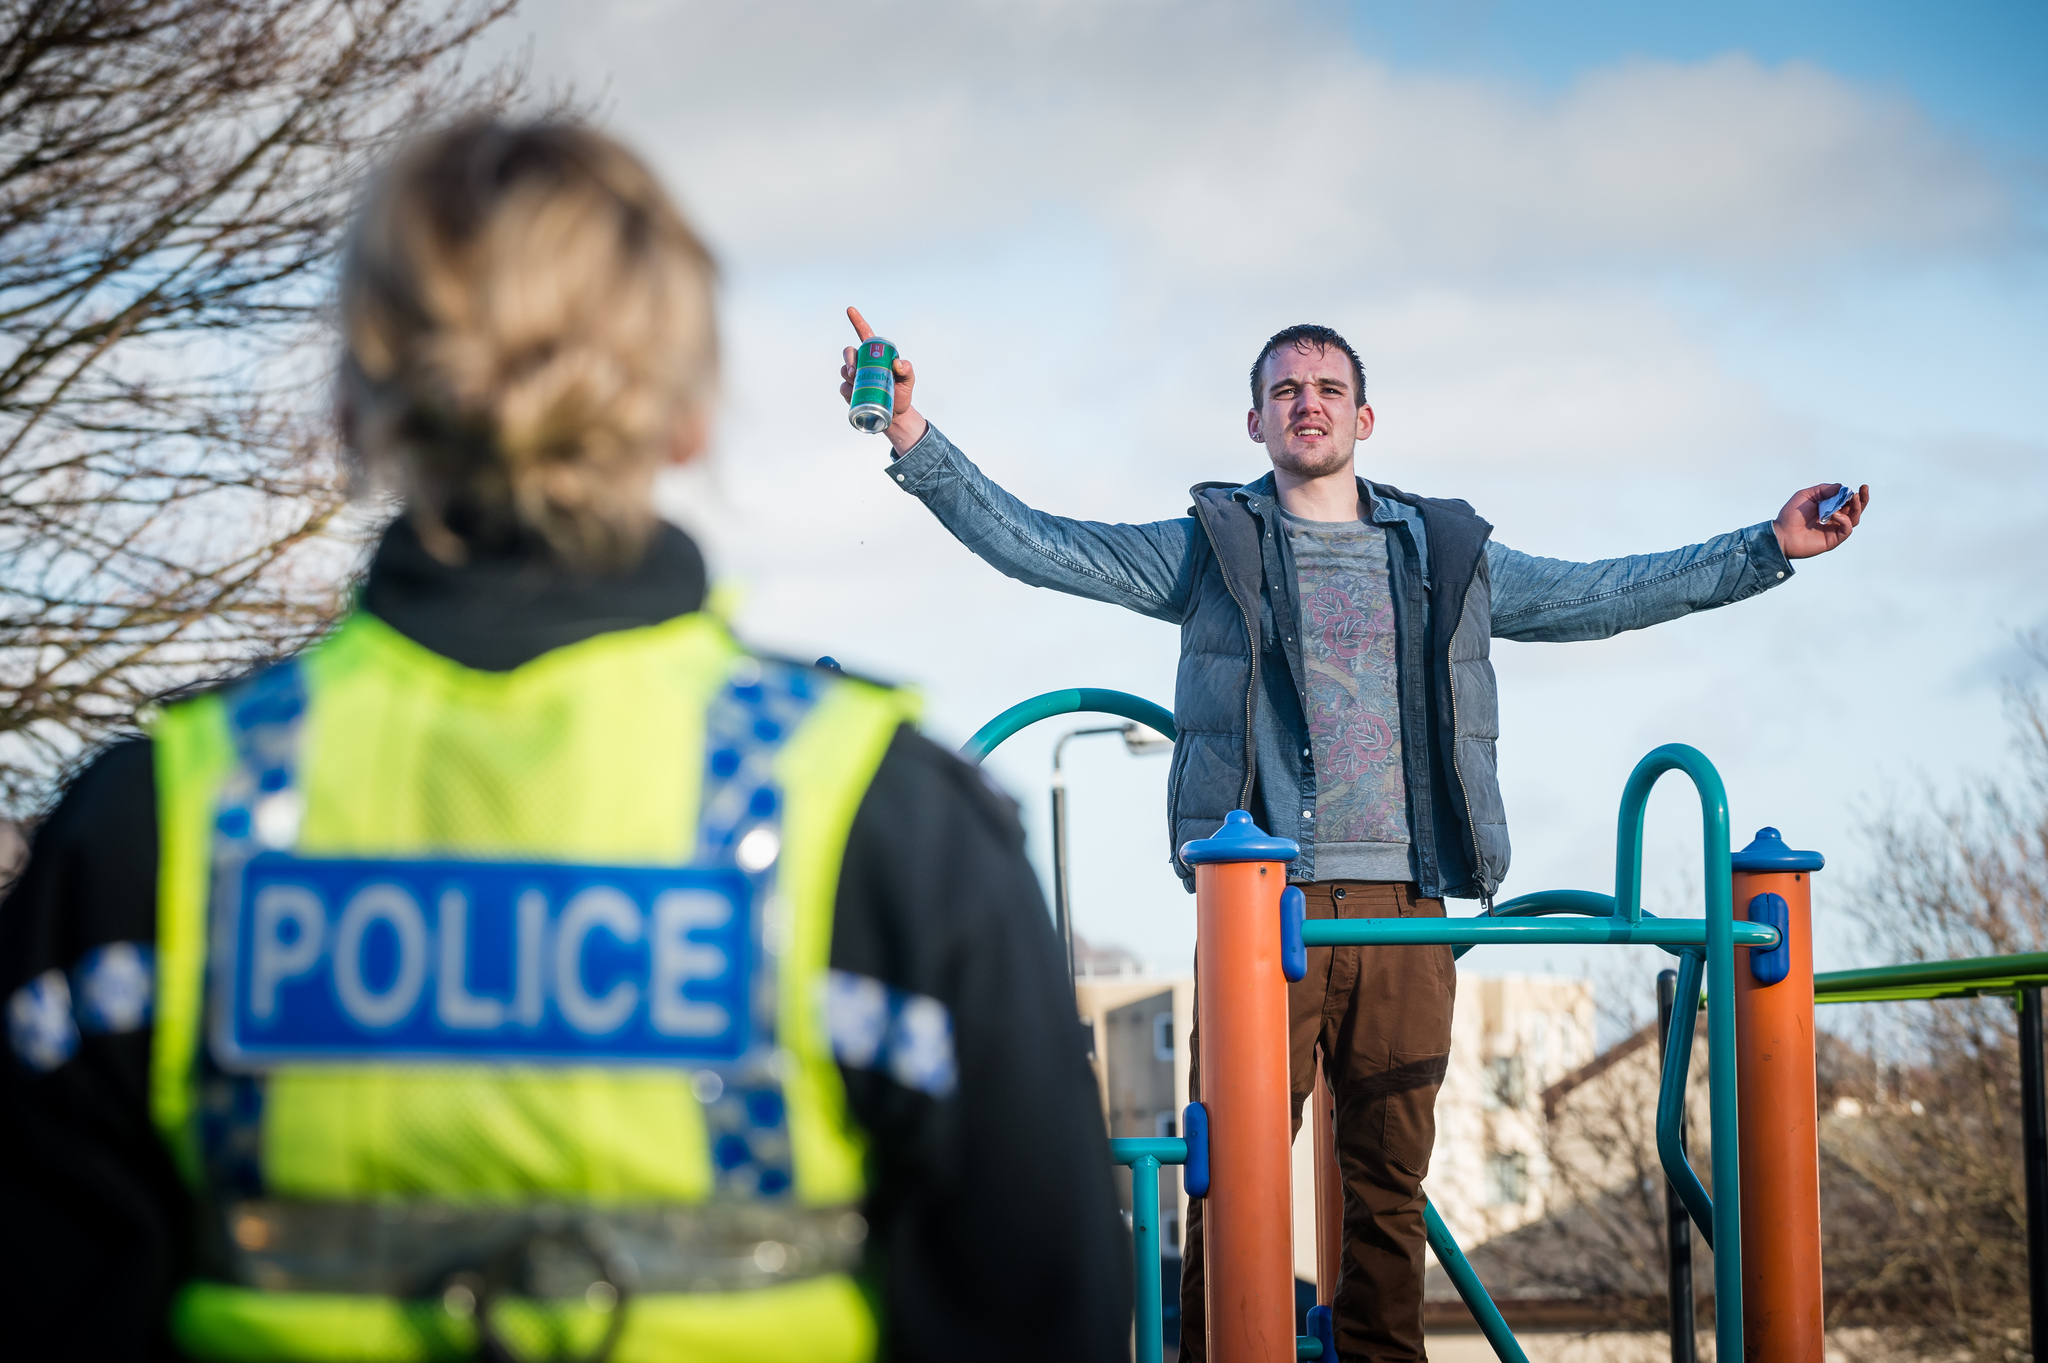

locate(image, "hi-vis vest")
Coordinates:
147 609 916 1363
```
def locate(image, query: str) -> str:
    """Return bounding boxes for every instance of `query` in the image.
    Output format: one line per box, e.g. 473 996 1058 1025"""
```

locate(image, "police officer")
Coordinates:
0 121 1127 1363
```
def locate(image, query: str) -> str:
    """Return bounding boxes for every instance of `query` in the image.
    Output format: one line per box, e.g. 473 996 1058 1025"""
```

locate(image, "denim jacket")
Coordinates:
888 424 1795 898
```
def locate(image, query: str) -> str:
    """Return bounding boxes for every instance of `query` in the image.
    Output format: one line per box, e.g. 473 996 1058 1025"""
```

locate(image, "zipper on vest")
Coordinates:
1190 495 1270 838
1235 595 1258 812
1446 642 1487 897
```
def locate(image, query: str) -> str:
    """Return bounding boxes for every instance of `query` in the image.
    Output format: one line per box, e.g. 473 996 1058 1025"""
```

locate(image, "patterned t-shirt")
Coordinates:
1285 511 1412 881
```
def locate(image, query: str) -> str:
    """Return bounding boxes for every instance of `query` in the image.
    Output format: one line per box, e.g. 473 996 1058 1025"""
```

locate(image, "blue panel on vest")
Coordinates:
216 854 753 1067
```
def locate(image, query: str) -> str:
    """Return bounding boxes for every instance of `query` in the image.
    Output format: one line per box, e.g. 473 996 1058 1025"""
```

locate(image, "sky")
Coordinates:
491 0 2047 1001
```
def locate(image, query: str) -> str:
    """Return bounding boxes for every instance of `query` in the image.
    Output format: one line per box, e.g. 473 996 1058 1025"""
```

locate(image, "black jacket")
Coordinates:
0 518 1130 1362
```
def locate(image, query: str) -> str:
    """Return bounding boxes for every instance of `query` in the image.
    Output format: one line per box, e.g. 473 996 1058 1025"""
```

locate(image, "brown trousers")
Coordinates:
1179 881 1455 1363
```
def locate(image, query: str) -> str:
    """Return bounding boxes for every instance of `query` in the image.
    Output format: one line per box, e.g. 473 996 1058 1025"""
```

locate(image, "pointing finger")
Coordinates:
846 306 875 342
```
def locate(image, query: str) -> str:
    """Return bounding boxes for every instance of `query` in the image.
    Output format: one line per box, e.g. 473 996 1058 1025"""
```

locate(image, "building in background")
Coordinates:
1281 973 1597 1282
1426 974 1598 1249
1076 972 1193 1254
1078 961 1600 1285
1423 1001 1715 1331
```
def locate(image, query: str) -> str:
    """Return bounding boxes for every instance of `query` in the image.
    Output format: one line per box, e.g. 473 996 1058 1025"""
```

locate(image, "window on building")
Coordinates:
1482 1055 1527 1111
1153 1011 1175 1063
1485 1152 1529 1205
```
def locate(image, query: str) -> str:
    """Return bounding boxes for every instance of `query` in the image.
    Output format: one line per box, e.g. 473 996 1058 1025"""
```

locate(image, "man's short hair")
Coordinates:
1250 324 1367 409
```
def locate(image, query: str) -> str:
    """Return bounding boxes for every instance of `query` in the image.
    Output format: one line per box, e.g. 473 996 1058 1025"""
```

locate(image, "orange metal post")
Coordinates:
1731 827 1826 1363
1188 809 1298 1363
1312 1057 1342 1306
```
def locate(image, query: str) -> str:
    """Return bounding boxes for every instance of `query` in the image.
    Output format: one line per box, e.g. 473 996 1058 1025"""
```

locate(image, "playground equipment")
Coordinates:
1643 945 2048 1362
966 688 2048 1363
1729 829 1826 1363
1810 954 2048 1348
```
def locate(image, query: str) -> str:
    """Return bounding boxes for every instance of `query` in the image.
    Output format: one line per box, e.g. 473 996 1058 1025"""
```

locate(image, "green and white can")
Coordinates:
848 337 898 433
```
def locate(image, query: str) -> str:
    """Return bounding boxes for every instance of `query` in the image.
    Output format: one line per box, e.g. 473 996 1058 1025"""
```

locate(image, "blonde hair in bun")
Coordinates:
340 120 715 570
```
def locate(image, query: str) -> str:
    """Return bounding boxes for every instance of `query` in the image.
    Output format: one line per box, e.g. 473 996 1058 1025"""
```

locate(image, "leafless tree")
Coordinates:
0 0 526 813
1456 989 1716 1336
1821 657 2046 1361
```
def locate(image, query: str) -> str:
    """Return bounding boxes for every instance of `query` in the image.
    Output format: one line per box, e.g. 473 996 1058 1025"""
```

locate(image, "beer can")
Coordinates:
848 337 898 433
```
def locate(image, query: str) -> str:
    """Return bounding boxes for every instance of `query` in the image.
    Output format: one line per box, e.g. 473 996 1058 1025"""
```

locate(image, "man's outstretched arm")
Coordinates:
840 308 1200 624
1490 483 1870 643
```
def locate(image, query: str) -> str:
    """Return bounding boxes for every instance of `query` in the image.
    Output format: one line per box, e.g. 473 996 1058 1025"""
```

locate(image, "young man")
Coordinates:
839 311 1868 1360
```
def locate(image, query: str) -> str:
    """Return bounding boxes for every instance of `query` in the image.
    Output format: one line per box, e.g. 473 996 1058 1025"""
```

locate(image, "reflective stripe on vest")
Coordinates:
147 611 915 1363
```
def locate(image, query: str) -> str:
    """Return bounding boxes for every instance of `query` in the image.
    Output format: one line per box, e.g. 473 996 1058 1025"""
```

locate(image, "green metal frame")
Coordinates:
1814 951 2048 1004
1811 957 2048 1348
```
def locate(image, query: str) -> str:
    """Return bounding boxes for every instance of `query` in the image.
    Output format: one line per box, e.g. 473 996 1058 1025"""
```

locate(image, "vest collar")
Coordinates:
361 515 708 673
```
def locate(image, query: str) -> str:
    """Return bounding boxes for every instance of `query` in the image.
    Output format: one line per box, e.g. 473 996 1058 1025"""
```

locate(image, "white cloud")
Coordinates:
522 1 2017 276
522 1 2046 973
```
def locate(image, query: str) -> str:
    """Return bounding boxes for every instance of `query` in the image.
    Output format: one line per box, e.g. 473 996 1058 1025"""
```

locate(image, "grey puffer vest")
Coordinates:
1166 476 1507 900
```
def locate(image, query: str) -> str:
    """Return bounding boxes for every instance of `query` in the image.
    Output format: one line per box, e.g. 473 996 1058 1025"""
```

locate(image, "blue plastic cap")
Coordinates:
1181 810 1301 866
1730 826 1825 874
1306 1305 1337 1361
1182 1102 1210 1198
1280 885 1307 982
1747 892 1792 986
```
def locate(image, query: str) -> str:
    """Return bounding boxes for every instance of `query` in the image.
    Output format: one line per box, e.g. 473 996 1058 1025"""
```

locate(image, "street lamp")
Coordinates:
1051 721 1173 995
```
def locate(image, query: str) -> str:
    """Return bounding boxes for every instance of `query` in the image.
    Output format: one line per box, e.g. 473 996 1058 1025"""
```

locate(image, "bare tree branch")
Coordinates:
0 0 530 812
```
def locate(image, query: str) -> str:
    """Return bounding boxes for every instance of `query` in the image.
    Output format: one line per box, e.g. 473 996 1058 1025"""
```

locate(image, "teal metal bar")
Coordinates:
1131 1153 1164 1363
1109 1137 1186 1363
1109 1137 1188 1164
961 688 1176 763
1448 888 1618 961
1297 1339 1323 1359
1613 745 1740 1363
1655 950 1714 1246
1425 1197 1531 1363
1490 888 1620 919
1300 917 1777 950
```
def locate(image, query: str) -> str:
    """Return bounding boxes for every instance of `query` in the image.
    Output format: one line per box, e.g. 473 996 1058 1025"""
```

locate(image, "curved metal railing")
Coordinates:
964 690 1766 1363
960 687 1175 763
1296 744 1750 1363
